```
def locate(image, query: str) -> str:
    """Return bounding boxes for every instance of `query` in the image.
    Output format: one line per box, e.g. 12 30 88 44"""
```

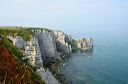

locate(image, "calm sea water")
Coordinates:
62 28 128 84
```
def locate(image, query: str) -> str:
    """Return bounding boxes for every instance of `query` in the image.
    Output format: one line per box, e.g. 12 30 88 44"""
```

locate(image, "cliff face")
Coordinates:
7 36 25 49
53 30 72 54
7 34 60 84
7 36 37 66
31 29 57 59
31 29 72 61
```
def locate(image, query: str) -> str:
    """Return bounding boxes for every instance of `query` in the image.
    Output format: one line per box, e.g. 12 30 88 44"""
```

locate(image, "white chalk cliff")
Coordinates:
7 28 93 84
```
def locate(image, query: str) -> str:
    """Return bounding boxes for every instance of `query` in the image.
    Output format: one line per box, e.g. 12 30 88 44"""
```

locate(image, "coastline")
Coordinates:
0 27 93 84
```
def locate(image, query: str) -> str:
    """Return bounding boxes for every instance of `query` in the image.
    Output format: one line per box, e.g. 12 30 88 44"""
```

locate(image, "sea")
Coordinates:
62 27 128 84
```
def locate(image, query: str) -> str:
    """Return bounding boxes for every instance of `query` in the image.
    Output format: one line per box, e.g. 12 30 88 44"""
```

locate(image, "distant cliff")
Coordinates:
76 38 93 51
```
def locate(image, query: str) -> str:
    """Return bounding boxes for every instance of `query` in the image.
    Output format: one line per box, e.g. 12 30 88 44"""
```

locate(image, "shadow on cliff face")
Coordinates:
37 34 70 64
37 33 57 60
56 41 70 54
36 33 70 62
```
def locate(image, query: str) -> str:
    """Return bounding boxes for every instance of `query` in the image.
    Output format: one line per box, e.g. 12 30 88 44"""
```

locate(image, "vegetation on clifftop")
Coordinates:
0 27 32 41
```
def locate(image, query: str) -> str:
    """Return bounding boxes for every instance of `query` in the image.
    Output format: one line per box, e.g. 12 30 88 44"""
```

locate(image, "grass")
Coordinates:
3 37 23 59
0 27 32 41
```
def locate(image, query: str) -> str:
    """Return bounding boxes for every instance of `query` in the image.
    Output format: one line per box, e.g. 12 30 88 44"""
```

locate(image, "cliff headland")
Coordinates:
0 26 93 84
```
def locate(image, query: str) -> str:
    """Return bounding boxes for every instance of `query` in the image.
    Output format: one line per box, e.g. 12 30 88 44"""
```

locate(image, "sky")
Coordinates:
0 0 128 39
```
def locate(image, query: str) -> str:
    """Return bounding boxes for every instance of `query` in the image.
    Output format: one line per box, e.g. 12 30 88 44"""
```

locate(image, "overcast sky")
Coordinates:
0 0 128 39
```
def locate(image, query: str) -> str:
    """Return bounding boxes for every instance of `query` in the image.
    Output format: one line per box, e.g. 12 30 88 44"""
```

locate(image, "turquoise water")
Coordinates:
62 29 128 84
